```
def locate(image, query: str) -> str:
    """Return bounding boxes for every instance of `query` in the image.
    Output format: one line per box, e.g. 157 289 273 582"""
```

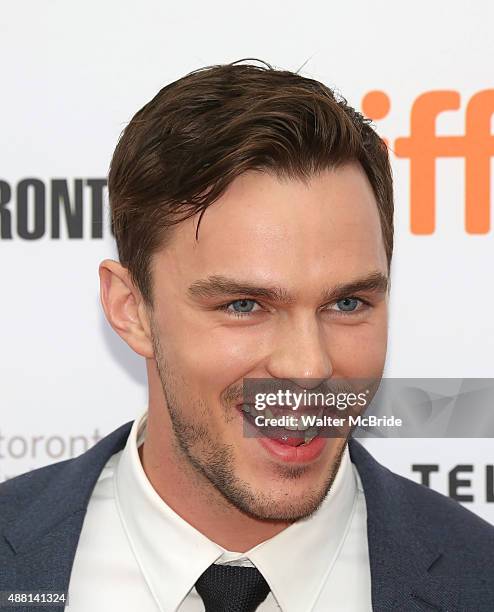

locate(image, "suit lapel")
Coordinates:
3 421 133 606
349 438 461 611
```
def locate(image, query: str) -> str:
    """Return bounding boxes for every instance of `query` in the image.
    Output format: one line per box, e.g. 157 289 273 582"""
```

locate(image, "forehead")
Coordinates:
153 162 387 287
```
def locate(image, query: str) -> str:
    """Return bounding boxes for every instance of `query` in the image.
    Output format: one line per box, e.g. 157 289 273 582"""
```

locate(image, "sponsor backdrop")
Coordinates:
1 1 493 522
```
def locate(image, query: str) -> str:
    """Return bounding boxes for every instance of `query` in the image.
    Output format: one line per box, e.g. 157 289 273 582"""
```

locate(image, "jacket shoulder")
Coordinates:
0 421 133 532
391 467 494 548
0 459 76 525
349 438 494 565
362 449 494 587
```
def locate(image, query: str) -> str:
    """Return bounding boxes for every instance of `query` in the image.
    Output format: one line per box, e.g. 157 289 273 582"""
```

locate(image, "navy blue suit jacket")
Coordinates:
1 421 493 611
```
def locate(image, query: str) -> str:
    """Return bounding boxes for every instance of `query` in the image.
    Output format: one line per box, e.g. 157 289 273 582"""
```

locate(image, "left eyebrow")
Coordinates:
187 272 388 305
321 272 389 303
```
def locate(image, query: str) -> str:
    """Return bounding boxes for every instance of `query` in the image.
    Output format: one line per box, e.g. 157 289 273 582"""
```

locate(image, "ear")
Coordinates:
98 259 154 359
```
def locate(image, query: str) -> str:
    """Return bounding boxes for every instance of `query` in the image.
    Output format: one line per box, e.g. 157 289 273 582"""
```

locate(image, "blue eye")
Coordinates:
332 298 361 312
231 299 256 313
220 299 260 317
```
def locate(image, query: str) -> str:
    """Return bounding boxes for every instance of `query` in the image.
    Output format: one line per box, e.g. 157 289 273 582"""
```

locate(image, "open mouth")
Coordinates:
237 403 322 447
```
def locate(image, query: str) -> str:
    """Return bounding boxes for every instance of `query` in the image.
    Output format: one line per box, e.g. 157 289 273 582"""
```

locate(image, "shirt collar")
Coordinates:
115 409 357 612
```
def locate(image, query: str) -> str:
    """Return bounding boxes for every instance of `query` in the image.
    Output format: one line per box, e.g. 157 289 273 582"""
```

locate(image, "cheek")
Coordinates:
159 318 263 395
327 320 388 377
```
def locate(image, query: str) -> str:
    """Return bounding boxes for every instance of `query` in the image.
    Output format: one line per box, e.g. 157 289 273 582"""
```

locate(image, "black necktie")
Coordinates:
195 563 271 612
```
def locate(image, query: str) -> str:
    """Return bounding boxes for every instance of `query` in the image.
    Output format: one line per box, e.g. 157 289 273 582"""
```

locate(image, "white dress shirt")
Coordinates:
68 409 372 611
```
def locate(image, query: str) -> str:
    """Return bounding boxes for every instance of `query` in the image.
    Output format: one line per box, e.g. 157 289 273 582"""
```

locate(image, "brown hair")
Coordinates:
109 58 393 307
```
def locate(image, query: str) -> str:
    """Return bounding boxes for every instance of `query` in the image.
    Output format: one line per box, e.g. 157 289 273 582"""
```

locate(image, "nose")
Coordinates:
265 313 333 389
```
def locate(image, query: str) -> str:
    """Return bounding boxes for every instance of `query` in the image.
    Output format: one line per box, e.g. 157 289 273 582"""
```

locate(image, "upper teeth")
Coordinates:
240 404 322 436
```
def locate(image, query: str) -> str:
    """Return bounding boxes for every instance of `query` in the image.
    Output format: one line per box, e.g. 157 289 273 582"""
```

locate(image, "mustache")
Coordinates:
223 378 380 405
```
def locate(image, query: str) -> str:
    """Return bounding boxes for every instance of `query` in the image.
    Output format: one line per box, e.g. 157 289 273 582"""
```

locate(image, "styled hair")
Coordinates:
109 58 393 306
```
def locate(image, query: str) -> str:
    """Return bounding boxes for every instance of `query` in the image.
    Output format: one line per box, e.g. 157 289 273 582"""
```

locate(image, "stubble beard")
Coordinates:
149 321 347 522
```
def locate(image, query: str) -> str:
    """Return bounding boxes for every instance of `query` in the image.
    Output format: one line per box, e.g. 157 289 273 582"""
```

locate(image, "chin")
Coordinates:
244 490 329 522
228 472 332 522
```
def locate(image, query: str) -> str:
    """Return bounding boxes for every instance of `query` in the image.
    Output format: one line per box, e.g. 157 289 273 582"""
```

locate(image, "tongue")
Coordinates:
277 436 305 447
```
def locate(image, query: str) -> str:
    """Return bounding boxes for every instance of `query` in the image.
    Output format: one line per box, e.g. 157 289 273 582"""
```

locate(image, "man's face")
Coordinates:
147 162 389 521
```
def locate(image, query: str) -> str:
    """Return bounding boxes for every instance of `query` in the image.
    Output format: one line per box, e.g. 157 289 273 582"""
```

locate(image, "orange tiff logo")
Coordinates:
362 90 494 234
